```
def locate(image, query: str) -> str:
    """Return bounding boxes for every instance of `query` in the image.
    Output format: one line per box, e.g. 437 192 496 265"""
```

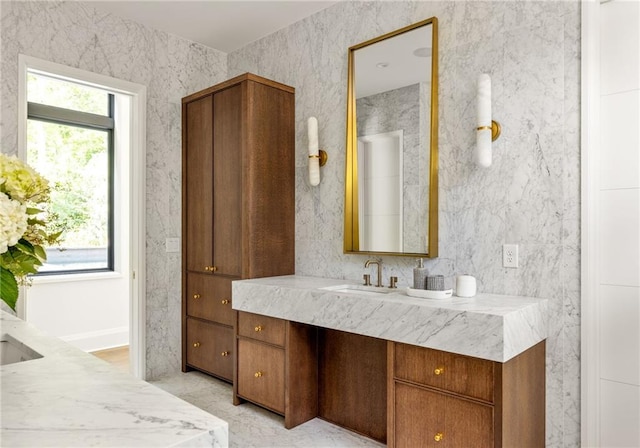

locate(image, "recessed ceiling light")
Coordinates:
413 47 432 58
376 62 389 68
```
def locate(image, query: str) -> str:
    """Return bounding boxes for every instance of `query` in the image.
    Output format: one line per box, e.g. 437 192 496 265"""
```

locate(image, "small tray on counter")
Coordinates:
405 287 453 300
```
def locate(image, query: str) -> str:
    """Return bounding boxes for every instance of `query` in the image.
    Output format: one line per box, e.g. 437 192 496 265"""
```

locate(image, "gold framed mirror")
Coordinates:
344 17 438 258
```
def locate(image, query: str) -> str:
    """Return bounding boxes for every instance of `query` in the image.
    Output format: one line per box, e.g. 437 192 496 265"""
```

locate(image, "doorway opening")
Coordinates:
18 55 147 379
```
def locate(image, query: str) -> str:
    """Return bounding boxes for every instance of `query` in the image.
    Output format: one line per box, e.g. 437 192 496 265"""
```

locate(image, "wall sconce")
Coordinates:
308 116 327 186
476 73 501 167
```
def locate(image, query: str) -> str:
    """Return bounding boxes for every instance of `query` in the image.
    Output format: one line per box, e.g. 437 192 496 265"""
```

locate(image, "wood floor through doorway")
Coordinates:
91 346 129 373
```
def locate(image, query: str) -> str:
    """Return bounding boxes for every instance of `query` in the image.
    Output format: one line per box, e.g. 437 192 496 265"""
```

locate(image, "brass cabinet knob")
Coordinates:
434 367 444 375
221 299 230 305
254 325 262 332
192 293 201 299
193 342 200 348
204 266 210 271
221 351 230 357
254 371 263 378
434 432 444 442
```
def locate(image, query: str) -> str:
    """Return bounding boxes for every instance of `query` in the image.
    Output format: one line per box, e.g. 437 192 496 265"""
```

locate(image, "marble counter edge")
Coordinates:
231 275 549 363
0 311 228 448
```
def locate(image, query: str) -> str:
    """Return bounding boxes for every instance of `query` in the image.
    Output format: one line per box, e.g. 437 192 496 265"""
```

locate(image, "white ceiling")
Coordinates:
88 1 338 53
355 23 433 98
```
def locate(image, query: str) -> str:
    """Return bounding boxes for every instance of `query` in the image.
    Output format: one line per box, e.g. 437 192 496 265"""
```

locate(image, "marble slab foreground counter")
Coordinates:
232 275 548 362
0 311 228 447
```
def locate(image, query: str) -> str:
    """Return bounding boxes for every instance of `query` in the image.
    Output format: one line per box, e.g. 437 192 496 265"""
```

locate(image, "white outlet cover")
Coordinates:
503 244 519 268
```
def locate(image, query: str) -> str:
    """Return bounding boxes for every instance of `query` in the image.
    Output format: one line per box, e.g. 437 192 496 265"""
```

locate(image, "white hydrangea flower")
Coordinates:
0 154 50 203
0 192 28 254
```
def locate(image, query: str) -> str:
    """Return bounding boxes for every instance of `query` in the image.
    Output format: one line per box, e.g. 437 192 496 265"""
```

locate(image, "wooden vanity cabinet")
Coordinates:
318 329 388 443
181 73 295 382
388 341 546 448
235 311 318 429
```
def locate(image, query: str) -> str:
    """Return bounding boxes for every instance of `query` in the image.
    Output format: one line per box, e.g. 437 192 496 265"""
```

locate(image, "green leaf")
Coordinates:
27 218 46 226
17 256 39 274
14 241 35 255
0 268 19 311
26 207 43 215
33 245 47 260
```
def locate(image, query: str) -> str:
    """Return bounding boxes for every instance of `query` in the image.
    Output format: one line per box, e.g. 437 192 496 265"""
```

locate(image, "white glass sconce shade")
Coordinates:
308 117 320 186
476 74 493 168
307 116 329 185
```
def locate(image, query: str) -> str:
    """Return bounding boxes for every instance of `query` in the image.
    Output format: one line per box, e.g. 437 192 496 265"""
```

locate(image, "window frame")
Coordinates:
26 82 116 275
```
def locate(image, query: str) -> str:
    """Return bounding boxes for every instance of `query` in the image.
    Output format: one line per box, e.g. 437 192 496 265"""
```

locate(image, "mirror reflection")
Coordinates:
344 18 438 257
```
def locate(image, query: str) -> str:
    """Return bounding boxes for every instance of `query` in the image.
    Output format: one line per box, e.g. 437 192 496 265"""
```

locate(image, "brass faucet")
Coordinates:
364 259 383 287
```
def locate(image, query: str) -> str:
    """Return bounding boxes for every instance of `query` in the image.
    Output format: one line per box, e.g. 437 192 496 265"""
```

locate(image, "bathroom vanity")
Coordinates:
232 275 548 447
0 311 228 447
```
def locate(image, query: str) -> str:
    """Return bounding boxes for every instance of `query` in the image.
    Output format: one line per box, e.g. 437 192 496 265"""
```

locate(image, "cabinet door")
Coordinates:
394 382 493 448
212 85 242 277
237 339 285 413
186 318 234 381
186 273 235 326
444 393 494 447
184 95 213 273
395 382 445 448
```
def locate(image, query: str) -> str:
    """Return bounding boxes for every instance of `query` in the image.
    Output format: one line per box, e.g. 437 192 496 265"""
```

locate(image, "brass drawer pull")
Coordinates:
221 299 230 305
254 325 263 332
193 342 200 348
434 367 444 375
254 371 263 378
192 293 201 299
204 266 218 272
221 351 230 357
434 432 444 442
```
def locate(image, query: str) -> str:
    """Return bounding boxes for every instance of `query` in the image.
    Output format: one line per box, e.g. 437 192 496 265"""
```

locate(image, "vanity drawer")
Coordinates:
186 318 234 381
237 339 285 413
238 311 286 347
394 343 495 403
394 381 494 448
186 273 235 326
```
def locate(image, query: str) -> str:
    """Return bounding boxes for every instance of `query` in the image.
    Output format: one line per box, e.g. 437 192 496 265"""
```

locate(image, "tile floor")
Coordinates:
150 371 385 448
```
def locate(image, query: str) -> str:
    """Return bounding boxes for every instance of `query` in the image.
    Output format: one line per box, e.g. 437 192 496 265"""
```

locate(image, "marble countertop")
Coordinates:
232 275 548 362
0 311 228 447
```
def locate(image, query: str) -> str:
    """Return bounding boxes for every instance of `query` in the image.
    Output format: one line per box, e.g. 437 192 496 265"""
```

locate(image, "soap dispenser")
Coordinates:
413 258 428 289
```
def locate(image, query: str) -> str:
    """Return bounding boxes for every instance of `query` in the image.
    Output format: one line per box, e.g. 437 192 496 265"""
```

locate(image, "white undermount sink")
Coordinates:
320 284 392 296
1 333 43 366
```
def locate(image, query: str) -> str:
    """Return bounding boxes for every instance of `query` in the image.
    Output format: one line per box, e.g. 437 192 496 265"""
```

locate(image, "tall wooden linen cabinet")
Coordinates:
181 73 295 382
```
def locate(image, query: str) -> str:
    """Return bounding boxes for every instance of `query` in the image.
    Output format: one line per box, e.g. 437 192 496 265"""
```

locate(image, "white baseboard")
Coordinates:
61 326 129 352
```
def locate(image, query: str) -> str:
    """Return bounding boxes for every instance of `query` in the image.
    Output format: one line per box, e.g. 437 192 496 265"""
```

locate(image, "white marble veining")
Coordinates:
151 371 384 448
228 2 581 445
1 1 582 445
0 0 227 380
0 311 228 447
232 275 547 362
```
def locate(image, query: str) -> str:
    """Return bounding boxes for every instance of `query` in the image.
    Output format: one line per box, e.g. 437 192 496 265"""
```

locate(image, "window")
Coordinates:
26 72 115 273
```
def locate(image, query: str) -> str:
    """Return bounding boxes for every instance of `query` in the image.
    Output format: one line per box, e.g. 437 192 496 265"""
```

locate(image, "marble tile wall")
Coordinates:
228 2 581 446
1 0 582 445
0 0 228 379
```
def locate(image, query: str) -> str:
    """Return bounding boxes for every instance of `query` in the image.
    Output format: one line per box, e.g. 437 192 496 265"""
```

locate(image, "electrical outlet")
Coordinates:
503 244 519 268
